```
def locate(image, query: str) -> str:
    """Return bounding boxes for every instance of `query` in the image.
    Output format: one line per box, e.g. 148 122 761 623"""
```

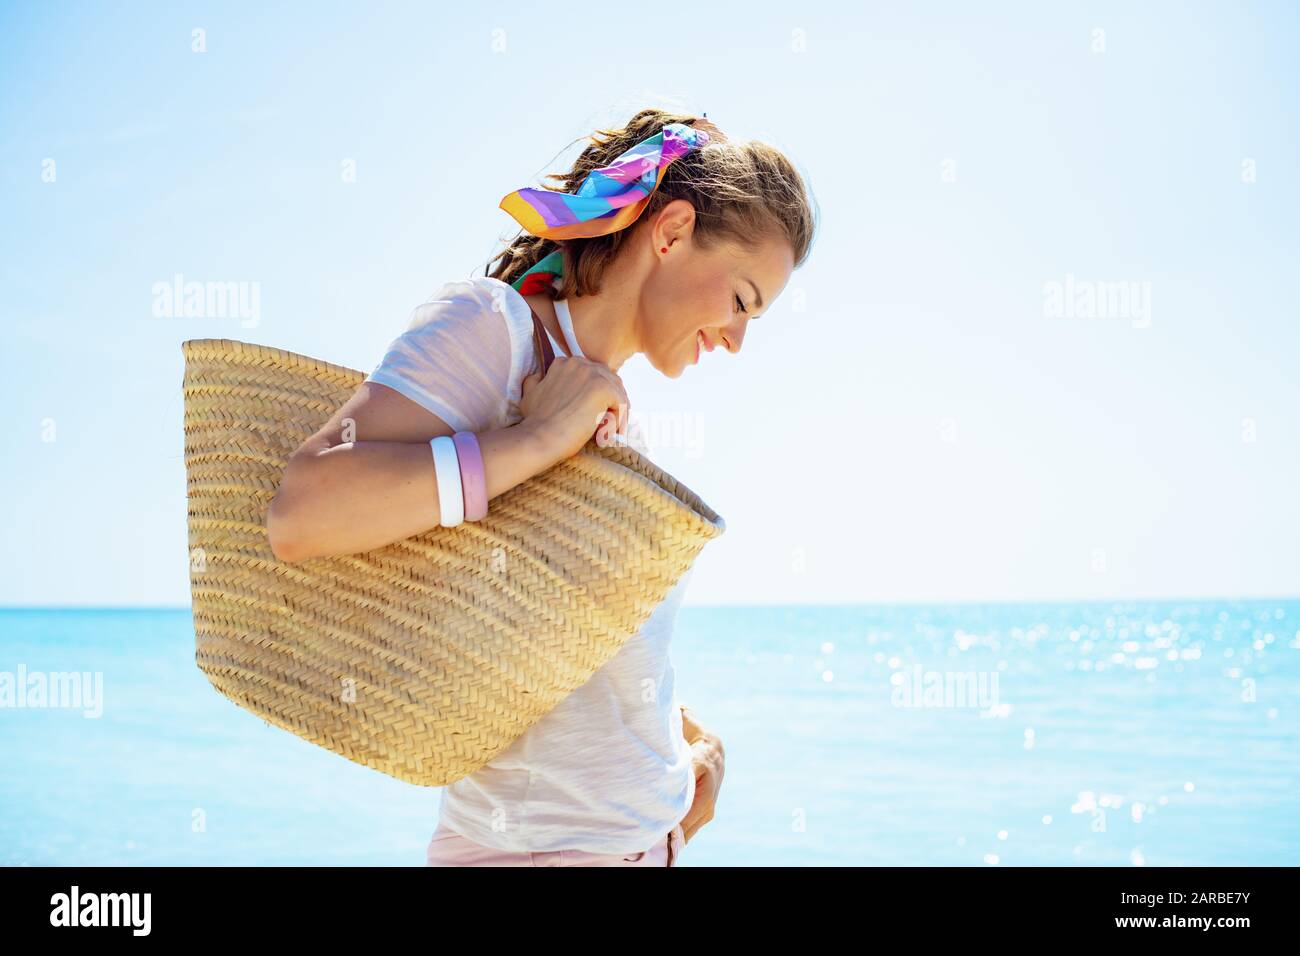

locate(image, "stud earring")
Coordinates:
661 246 668 253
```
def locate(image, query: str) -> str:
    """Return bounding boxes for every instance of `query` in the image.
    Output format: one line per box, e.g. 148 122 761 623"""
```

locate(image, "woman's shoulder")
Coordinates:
465 275 535 327
398 277 506 336
365 277 531 432
396 275 536 417
408 276 529 331
410 275 494 315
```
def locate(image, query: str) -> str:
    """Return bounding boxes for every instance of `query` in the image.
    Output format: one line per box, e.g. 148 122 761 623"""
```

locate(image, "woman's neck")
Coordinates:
522 253 646 371
560 249 649 372
564 288 640 372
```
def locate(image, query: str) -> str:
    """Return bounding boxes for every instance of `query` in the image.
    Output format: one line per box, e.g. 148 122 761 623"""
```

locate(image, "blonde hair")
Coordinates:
485 107 818 300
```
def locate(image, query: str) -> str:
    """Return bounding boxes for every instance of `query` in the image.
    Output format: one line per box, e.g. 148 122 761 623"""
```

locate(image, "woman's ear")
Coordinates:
653 199 698 252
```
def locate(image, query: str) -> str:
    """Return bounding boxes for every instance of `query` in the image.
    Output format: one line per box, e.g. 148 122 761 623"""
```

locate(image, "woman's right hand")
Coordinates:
519 356 629 463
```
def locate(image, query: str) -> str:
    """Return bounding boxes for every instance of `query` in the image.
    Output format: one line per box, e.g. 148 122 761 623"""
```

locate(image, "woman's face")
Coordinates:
637 202 795 378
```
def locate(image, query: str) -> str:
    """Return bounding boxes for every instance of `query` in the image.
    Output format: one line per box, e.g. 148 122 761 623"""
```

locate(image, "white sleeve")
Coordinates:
364 279 517 433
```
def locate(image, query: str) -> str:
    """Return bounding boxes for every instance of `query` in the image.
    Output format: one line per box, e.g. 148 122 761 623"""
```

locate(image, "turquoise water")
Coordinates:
1 601 1296 866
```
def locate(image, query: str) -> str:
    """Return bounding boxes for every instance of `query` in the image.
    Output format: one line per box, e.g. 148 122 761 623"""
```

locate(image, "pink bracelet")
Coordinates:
452 431 488 522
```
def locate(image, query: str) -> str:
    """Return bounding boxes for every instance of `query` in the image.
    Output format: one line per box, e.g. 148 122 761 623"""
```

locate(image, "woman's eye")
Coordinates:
735 294 747 314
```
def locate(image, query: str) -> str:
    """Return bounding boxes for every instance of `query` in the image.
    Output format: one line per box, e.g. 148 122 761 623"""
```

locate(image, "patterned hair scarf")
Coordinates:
501 122 712 295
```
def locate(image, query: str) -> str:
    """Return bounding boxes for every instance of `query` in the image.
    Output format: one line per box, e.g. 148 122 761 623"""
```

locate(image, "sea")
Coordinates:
1 599 1296 866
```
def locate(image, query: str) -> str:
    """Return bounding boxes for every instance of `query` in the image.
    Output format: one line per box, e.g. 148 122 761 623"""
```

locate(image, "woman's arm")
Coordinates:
679 703 725 842
679 703 706 744
266 357 628 563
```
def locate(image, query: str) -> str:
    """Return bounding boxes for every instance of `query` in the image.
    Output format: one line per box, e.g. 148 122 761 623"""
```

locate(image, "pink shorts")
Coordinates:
425 820 687 867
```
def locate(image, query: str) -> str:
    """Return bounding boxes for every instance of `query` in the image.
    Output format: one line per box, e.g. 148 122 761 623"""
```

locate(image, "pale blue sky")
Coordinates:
3 1 1297 606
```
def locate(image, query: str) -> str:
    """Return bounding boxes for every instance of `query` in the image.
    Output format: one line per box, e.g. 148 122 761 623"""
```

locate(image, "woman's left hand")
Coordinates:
680 706 725 843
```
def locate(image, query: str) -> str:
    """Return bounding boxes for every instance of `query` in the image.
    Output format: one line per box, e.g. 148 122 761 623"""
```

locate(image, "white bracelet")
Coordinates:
429 436 464 527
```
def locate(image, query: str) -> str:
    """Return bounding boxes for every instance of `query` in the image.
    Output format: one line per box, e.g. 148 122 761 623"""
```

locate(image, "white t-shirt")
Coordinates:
365 274 697 854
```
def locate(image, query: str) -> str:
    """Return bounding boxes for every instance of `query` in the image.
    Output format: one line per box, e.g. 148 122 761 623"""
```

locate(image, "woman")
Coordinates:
266 108 816 866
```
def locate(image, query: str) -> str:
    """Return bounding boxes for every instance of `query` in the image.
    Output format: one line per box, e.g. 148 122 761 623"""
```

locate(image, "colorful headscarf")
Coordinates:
501 122 711 295
510 249 568 296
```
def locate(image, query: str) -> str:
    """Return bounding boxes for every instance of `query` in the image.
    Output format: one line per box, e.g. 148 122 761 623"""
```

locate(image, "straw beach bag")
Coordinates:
181 337 724 787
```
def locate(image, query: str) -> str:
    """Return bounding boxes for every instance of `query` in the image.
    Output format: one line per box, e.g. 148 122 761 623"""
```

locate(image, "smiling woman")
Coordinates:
265 105 817 865
488 108 815 380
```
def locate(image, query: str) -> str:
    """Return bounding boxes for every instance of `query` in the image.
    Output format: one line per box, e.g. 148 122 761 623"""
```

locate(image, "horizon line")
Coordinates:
1 593 1297 614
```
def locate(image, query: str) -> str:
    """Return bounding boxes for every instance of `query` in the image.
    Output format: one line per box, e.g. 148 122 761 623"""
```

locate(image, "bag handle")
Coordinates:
525 302 618 447
528 305 558 376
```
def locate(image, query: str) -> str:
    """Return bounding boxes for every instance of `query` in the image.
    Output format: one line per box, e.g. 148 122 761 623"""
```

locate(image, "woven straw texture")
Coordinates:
181 338 724 787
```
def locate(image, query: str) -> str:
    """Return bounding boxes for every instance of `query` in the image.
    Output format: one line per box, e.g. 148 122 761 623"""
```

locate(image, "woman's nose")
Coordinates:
720 319 747 354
